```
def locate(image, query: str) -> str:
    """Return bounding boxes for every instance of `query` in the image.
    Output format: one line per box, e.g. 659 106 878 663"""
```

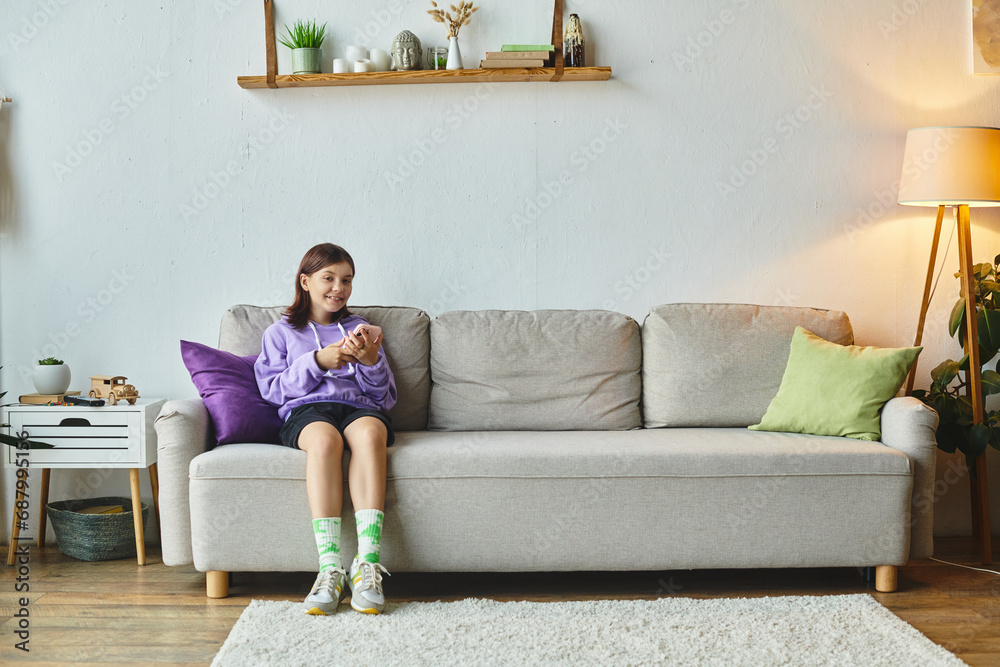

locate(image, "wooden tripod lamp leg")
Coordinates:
905 205 946 395
956 203 992 565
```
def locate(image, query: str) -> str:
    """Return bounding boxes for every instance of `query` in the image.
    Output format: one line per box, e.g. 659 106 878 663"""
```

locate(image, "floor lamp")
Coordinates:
899 126 1000 565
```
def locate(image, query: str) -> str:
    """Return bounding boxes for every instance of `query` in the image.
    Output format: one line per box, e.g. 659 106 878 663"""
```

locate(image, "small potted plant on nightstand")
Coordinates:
34 357 71 395
278 19 327 74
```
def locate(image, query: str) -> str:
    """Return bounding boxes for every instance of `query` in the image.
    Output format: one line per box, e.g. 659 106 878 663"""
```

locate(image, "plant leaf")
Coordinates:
936 421 966 454
0 433 55 449
956 394 974 420
977 309 1000 363
970 423 991 457
958 352 971 371
931 394 961 423
930 359 960 386
983 370 1000 396
950 298 966 340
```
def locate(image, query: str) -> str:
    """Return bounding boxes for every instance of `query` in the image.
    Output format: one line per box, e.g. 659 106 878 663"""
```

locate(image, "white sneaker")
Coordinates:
349 560 390 614
303 567 347 615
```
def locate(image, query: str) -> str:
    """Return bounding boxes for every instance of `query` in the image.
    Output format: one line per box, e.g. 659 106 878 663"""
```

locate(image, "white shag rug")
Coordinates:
212 594 965 667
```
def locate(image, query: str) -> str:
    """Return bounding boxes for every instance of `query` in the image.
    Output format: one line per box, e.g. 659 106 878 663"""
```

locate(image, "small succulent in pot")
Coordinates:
34 357 71 394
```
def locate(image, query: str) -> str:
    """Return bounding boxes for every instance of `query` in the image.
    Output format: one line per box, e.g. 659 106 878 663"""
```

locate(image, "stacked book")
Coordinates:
19 391 80 404
481 44 554 69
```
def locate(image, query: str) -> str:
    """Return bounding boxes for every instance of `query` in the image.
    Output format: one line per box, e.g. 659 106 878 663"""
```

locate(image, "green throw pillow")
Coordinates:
749 327 921 441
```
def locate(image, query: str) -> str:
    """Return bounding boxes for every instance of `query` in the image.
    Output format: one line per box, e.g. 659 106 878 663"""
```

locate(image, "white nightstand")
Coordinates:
3 398 166 566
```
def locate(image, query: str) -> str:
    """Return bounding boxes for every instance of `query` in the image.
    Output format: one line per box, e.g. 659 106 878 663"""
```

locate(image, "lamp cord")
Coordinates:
929 556 1000 575
926 215 956 307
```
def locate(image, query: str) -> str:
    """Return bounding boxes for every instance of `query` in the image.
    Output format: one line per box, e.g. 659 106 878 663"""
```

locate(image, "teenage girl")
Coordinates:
255 243 397 615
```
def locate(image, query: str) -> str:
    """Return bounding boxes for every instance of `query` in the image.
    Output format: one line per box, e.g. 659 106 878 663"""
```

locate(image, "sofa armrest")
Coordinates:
154 399 212 566
880 396 939 560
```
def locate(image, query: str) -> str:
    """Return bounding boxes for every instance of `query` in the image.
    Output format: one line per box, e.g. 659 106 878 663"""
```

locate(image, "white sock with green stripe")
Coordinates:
353 509 384 565
312 517 343 572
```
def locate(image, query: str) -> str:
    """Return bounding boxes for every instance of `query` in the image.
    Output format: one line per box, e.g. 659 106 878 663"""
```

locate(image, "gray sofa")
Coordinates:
154 303 938 598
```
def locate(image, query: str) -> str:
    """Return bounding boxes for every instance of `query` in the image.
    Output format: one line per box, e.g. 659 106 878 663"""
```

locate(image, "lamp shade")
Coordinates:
897 126 1000 207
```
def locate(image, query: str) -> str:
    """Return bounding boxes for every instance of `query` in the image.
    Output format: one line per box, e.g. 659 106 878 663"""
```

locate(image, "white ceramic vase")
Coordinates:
447 36 463 70
34 364 71 395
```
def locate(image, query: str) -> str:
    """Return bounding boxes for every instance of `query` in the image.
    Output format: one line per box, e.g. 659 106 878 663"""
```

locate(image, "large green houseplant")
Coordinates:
912 256 1000 472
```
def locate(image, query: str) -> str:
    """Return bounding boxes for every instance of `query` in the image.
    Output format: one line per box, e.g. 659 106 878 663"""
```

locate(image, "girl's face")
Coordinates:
300 261 353 324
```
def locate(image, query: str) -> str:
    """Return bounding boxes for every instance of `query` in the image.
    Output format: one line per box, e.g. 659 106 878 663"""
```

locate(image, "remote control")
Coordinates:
65 395 105 407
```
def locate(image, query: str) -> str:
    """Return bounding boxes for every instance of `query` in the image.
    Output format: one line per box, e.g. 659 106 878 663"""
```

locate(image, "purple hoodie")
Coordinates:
255 314 397 421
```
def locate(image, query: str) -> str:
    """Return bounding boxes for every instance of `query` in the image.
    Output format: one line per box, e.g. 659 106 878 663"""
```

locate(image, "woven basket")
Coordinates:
46 496 149 562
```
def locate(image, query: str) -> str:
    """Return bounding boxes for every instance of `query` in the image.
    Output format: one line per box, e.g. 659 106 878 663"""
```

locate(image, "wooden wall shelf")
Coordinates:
237 67 611 89
240 0 610 89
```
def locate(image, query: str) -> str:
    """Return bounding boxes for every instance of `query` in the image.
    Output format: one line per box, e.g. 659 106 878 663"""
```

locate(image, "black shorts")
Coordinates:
279 402 396 449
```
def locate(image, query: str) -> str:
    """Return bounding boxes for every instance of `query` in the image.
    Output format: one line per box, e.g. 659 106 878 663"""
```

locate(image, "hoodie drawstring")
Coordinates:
309 320 355 376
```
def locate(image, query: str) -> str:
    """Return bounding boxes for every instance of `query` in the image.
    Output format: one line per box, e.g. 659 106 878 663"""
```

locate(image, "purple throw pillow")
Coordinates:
180 340 283 447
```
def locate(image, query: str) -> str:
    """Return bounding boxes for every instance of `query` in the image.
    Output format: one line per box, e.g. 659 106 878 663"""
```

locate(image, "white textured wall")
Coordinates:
1 0 999 548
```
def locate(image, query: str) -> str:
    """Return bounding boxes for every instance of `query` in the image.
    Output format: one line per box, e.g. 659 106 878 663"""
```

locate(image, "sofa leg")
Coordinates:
207 570 230 598
875 565 897 592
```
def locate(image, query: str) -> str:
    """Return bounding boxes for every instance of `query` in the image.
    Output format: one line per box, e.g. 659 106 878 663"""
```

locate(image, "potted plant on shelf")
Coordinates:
34 357 71 395
427 1 479 70
278 19 327 74
912 256 1000 475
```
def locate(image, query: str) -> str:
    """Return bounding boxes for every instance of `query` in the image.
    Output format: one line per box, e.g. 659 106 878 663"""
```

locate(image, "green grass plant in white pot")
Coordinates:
279 19 327 74
34 356 71 394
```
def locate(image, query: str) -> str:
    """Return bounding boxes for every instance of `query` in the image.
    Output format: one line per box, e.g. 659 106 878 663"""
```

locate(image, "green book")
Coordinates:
502 44 555 52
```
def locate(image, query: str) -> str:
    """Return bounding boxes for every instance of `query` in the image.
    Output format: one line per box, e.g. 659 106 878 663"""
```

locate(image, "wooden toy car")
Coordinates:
88 375 140 405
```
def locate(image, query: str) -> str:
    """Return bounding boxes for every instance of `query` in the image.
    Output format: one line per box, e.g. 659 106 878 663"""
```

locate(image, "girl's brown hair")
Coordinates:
284 243 355 330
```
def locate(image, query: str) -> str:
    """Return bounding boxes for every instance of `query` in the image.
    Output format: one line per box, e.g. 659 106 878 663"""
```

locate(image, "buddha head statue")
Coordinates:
391 30 423 71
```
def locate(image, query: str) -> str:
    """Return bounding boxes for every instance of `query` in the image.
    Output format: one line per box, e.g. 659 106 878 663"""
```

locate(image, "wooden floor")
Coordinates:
1 537 997 666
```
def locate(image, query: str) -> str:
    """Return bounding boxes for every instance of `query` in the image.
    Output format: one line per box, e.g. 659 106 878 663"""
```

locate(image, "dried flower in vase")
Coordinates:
427 1 480 39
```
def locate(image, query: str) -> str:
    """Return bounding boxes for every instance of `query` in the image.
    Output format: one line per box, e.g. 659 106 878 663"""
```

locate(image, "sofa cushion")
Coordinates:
189 431 913 572
750 327 921 441
428 310 641 431
642 303 854 428
194 430 911 482
217 304 431 431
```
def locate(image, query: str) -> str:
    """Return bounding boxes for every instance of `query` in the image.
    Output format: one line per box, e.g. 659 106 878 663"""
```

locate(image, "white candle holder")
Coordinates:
369 48 391 72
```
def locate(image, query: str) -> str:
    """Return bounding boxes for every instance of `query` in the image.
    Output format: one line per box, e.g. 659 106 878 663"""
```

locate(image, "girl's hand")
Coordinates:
341 329 383 366
315 341 357 371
